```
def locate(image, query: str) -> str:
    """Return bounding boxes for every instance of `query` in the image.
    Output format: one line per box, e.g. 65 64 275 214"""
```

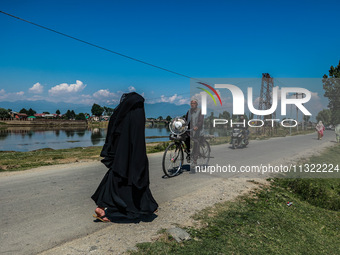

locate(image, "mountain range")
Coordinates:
0 100 189 118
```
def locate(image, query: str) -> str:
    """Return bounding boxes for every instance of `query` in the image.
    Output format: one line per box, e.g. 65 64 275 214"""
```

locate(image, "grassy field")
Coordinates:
131 144 340 255
0 147 102 171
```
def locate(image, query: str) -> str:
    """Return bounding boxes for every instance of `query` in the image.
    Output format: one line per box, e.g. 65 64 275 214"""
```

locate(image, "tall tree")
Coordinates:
71 110 76 119
56 109 61 115
75 113 86 120
316 109 331 126
27 108 36 116
0 108 10 118
65 110 72 119
91 103 104 117
323 60 340 124
303 115 311 122
219 111 230 119
103 106 115 116
19 108 28 114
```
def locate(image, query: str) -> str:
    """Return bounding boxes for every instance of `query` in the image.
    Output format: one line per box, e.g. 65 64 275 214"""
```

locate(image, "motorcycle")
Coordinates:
230 126 249 149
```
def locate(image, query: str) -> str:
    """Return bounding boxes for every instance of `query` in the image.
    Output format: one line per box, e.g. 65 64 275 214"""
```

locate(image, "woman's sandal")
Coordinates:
93 207 111 222
92 214 111 222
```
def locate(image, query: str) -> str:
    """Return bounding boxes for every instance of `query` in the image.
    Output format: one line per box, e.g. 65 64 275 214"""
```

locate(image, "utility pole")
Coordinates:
293 93 304 132
258 73 276 135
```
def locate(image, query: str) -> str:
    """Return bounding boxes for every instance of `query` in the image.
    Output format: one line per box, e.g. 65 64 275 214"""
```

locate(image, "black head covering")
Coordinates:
99 92 147 187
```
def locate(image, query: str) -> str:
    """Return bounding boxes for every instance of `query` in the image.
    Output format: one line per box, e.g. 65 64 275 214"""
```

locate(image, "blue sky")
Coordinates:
0 0 339 112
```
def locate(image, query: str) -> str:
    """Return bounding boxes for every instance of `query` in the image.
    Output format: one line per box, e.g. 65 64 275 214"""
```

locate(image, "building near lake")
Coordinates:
10 111 27 120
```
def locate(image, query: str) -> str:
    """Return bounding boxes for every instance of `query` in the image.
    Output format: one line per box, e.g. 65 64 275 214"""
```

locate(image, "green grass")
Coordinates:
132 182 340 255
0 141 170 172
147 141 170 153
0 147 102 171
87 121 108 128
276 178 340 211
131 144 340 255
275 144 340 211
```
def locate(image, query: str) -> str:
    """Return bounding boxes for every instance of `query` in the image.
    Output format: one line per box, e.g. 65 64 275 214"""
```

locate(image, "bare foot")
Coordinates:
94 207 110 222
95 207 105 217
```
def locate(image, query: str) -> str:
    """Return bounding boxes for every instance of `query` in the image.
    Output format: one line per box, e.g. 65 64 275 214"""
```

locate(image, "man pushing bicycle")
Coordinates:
185 98 204 169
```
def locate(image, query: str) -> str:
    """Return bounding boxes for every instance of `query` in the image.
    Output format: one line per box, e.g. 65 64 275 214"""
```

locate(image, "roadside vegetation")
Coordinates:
131 143 340 255
0 147 102 171
0 141 171 171
87 121 109 128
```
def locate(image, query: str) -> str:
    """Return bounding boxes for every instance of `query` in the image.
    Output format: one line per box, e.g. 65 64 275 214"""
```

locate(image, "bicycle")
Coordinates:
162 117 211 178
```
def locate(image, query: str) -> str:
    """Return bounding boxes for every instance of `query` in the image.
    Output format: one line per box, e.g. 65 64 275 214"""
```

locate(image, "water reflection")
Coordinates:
0 125 232 152
76 130 86 137
0 131 8 140
0 127 107 152
91 128 105 145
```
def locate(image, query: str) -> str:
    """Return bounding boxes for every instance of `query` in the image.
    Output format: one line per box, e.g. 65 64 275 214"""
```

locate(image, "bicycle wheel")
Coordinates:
196 139 211 166
162 142 184 177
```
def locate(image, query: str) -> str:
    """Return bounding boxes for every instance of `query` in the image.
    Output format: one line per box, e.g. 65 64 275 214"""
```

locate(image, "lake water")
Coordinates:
0 126 171 152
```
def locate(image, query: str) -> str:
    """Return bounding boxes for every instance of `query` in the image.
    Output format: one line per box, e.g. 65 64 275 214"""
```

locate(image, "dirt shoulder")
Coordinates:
38 177 264 255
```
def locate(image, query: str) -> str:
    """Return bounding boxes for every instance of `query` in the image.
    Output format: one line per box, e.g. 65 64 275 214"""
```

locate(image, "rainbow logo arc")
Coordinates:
196 82 222 106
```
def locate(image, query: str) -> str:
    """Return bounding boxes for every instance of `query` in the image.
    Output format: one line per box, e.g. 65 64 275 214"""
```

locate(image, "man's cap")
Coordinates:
191 97 198 103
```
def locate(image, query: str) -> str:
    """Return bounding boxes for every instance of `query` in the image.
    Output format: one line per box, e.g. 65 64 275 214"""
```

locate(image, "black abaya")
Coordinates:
91 92 158 219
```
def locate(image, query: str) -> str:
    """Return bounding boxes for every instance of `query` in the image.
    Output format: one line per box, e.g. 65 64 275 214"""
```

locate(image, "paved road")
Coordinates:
0 131 337 255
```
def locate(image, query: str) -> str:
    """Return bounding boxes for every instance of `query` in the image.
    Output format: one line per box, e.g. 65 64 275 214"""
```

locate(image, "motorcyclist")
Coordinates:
231 115 249 146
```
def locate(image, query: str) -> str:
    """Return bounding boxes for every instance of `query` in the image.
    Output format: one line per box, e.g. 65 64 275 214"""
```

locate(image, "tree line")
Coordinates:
0 104 121 120
0 107 88 120
320 60 340 125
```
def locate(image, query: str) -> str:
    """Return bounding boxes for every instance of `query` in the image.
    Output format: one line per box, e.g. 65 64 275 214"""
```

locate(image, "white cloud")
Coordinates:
48 80 86 96
29 83 43 94
128 86 136 92
0 89 25 101
178 98 190 105
93 89 116 99
0 89 6 100
147 93 189 105
77 94 95 105
92 89 121 105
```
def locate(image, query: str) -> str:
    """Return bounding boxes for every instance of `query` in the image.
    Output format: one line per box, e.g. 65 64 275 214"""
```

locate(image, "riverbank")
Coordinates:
0 129 319 172
0 142 171 171
0 119 87 127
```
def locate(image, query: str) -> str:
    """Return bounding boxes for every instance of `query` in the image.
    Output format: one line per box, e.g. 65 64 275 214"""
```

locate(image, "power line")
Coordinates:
0 10 192 80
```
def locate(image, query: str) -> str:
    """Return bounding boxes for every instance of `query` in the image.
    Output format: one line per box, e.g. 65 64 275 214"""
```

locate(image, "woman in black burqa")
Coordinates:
91 92 158 222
